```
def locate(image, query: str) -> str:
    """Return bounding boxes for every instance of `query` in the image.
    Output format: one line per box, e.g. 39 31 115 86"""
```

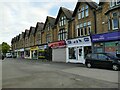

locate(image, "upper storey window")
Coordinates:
112 12 119 30
78 5 89 20
47 24 50 31
59 16 66 27
110 0 120 7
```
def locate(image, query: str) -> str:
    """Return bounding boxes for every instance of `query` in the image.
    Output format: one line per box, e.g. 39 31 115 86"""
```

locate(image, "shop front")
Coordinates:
38 45 48 59
66 36 92 64
91 31 120 58
30 46 39 59
24 48 30 59
48 40 66 62
15 48 24 58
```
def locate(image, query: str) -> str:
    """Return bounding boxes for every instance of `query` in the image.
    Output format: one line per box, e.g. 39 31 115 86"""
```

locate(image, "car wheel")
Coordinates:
86 63 92 68
112 64 119 71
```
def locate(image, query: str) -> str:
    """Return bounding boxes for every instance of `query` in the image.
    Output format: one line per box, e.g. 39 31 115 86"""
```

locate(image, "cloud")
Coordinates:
0 2 56 45
0 0 99 45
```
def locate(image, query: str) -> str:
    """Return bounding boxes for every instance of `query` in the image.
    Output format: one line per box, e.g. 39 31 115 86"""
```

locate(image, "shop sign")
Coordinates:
25 48 30 50
66 36 91 46
30 46 38 51
38 45 47 49
92 31 120 42
48 40 66 48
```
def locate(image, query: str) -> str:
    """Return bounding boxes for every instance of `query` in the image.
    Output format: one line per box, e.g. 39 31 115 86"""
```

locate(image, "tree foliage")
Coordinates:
2 42 10 54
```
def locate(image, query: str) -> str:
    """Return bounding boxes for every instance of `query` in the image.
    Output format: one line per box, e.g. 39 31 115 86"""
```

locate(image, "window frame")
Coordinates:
112 12 119 30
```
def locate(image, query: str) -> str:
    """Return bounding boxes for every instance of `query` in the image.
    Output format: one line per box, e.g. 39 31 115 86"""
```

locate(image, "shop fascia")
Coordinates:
66 36 92 64
48 40 66 48
30 46 39 51
91 31 120 43
15 48 24 52
66 36 91 47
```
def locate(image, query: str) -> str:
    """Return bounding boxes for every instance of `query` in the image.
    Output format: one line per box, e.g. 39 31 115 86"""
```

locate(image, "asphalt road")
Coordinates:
2 58 119 88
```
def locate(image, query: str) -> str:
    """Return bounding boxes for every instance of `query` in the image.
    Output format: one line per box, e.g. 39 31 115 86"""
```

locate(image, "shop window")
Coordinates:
112 12 119 30
69 47 76 59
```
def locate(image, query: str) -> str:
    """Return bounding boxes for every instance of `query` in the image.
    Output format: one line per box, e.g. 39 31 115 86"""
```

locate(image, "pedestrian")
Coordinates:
2 55 4 60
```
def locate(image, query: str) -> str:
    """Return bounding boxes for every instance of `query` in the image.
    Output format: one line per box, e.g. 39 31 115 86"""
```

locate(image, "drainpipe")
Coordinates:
93 9 97 34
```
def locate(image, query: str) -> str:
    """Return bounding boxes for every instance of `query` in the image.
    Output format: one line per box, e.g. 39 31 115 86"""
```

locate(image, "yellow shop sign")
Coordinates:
30 46 39 51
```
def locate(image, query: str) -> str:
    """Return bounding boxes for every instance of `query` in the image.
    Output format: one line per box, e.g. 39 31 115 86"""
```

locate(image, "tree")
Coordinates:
2 42 10 55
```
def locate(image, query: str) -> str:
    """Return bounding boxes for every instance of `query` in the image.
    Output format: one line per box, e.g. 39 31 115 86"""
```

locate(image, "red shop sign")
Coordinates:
48 40 66 48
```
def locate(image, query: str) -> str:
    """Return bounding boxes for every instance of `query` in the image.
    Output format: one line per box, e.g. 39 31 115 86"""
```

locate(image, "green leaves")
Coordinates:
2 42 10 54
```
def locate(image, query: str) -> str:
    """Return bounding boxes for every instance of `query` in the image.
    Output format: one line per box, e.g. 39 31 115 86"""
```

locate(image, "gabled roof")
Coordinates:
43 16 55 30
99 0 108 5
16 35 20 41
11 38 14 44
55 7 73 24
28 26 35 37
72 0 98 17
24 29 29 38
35 22 44 34
22 32 25 38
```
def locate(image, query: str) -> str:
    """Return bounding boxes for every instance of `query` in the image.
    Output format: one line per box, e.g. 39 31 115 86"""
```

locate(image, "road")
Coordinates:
2 58 119 88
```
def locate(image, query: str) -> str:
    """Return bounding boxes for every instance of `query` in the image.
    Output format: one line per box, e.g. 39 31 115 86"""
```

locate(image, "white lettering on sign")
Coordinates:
66 36 91 46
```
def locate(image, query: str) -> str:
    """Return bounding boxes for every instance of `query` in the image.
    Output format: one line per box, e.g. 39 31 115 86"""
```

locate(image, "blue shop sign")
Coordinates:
92 31 120 42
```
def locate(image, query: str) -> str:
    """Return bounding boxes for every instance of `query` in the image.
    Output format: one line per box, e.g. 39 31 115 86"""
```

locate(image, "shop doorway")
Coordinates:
78 47 84 64
84 46 92 58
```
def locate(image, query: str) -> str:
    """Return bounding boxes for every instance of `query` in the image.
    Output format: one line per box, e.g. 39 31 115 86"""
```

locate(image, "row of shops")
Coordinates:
14 44 49 60
13 31 120 64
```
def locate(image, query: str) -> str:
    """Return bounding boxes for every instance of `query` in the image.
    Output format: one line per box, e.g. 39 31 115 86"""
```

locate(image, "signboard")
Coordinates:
66 36 91 46
30 46 38 51
48 40 66 48
92 31 120 42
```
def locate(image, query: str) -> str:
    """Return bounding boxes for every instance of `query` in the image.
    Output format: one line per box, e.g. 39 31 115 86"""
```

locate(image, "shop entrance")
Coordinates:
78 47 84 63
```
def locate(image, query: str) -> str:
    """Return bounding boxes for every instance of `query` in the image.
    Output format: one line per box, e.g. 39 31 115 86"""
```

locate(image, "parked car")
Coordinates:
6 53 12 58
85 53 120 71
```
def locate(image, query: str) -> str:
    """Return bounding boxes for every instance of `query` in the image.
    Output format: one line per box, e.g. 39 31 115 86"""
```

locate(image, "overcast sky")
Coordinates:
0 0 99 46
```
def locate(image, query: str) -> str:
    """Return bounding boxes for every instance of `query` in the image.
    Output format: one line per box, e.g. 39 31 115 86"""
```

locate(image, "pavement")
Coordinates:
2 58 119 88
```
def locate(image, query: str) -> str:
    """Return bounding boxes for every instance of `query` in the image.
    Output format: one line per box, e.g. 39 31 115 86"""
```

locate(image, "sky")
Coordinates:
0 0 99 46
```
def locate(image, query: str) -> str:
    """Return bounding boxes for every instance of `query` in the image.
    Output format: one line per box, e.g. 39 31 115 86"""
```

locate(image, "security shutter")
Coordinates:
52 48 66 62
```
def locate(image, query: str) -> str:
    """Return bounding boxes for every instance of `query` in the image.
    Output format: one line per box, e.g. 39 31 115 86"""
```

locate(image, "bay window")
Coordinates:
87 21 91 35
58 29 67 40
